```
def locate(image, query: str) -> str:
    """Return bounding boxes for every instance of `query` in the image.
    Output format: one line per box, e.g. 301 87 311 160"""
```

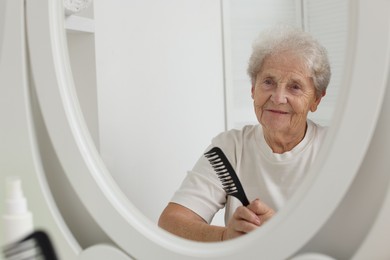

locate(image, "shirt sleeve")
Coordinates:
170 147 227 224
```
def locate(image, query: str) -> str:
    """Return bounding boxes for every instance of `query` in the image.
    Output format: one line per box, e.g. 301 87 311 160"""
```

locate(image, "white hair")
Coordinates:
247 26 331 97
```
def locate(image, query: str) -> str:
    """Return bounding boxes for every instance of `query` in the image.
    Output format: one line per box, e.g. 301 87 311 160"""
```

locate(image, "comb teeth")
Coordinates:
3 238 39 259
204 147 250 206
2 231 58 260
204 149 239 195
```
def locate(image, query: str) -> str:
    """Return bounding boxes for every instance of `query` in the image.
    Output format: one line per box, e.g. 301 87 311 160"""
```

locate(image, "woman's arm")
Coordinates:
158 202 226 242
158 199 274 242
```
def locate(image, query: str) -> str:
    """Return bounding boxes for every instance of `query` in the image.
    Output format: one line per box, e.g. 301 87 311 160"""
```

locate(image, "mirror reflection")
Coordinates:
159 26 330 241
65 0 348 245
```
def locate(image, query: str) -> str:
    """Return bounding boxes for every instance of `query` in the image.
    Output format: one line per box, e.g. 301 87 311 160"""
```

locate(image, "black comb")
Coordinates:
2 230 58 260
204 147 249 206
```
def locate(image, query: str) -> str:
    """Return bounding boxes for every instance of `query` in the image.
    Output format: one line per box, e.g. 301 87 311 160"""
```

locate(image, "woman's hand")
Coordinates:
222 199 275 241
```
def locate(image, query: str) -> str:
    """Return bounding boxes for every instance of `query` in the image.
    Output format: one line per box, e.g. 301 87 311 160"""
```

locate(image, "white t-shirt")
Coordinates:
171 120 327 225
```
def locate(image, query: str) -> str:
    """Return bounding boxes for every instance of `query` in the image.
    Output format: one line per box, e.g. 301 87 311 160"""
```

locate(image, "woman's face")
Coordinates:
252 51 324 135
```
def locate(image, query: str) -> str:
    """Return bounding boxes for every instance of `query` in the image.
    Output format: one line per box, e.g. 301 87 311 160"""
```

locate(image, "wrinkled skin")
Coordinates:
252 51 325 153
223 199 275 240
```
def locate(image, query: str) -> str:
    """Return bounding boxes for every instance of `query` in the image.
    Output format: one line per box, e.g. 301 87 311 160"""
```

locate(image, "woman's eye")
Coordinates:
264 79 273 85
291 84 301 91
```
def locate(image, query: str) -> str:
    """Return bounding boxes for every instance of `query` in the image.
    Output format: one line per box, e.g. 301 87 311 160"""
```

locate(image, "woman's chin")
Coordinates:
261 118 291 132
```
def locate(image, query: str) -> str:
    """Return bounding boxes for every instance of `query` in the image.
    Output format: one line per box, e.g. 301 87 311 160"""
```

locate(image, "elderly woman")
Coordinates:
158 27 331 242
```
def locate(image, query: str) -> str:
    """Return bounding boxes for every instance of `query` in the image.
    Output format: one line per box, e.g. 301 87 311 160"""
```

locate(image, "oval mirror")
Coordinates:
23 0 390 259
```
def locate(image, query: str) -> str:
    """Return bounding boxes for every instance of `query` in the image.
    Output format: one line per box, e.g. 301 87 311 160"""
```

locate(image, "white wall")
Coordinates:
0 0 6 60
94 0 225 223
303 0 349 126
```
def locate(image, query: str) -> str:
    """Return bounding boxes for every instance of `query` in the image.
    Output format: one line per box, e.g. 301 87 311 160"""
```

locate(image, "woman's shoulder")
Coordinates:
208 124 259 166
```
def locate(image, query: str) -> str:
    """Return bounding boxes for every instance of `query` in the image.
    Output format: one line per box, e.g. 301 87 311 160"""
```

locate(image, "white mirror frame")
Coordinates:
7 0 389 259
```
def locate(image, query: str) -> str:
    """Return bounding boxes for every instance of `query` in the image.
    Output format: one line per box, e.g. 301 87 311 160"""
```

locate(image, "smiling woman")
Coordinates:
253 52 322 152
250 28 329 153
1 0 390 259
158 27 330 242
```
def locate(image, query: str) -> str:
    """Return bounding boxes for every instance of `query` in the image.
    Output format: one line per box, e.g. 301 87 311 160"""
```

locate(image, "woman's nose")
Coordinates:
270 86 288 104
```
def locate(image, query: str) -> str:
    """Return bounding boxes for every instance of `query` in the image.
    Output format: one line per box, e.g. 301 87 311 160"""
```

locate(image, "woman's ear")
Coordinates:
251 86 255 99
310 90 326 112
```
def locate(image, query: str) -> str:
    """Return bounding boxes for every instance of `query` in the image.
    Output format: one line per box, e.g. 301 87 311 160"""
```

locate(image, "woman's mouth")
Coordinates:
266 109 289 115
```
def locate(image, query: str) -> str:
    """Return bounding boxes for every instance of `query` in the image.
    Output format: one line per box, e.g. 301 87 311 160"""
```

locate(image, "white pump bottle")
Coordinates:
2 176 33 244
